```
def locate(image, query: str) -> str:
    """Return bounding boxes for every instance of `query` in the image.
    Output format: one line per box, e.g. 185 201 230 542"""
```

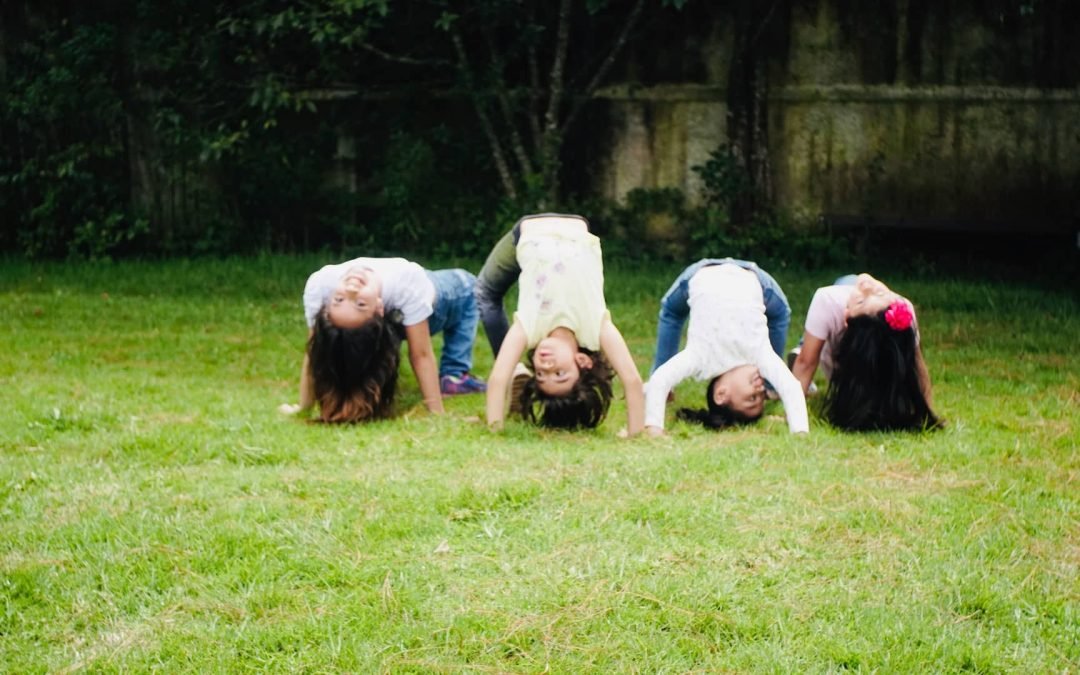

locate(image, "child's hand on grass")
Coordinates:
277 403 303 416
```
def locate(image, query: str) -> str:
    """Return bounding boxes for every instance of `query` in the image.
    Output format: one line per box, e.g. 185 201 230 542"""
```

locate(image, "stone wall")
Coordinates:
591 0 1080 233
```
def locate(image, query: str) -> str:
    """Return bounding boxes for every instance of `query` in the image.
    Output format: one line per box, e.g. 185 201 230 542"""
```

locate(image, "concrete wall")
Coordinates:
773 85 1080 229
595 85 728 206
592 0 1080 233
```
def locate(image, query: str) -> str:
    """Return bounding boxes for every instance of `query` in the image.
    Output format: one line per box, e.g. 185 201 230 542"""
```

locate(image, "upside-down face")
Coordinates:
327 267 384 328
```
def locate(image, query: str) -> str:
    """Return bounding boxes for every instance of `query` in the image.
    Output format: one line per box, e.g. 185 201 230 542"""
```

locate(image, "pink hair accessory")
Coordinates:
884 299 914 331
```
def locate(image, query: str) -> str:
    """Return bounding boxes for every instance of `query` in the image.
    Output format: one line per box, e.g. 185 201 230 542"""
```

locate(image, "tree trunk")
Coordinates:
120 18 167 244
540 0 573 205
452 30 518 200
725 0 784 225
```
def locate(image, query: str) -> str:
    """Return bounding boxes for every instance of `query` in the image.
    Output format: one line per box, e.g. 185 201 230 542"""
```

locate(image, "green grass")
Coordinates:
2 255 1077 673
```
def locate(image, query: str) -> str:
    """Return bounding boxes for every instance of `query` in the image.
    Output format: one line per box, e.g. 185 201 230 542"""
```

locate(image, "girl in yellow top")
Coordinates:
483 214 644 435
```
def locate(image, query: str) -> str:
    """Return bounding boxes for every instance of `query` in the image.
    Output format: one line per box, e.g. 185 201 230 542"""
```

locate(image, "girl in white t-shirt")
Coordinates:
279 258 485 423
483 214 644 435
644 262 808 435
790 273 940 430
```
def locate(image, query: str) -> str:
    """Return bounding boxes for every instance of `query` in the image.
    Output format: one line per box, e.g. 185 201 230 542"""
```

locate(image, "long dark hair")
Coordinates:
822 313 941 431
520 348 613 429
676 377 762 429
308 312 402 423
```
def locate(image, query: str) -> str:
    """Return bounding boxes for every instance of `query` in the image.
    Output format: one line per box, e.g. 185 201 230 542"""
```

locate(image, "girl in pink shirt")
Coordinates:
790 273 940 431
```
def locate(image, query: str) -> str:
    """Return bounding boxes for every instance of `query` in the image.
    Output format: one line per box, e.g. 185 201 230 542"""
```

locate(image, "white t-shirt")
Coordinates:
644 264 808 432
804 285 919 379
302 257 435 328
513 219 610 350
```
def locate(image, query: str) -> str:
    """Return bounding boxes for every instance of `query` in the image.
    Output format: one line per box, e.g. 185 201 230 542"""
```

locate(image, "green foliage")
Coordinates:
376 132 439 246
1 1 698 259
683 145 850 269
1 1 391 259
349 128 506 258
71 214 152 260
587 179 847 270
1 17 134 258
692 146 752 214
683 206 845 270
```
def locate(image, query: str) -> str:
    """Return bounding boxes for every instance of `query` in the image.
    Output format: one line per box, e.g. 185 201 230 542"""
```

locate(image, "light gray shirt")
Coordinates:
302 257 435 328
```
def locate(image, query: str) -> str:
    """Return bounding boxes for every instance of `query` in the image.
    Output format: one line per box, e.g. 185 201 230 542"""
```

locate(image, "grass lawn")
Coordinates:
1 254 1077 673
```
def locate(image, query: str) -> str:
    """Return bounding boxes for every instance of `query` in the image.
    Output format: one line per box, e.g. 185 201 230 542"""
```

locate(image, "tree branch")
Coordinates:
486 31 535 177
539 0 573 203
451 30 518 200
355 41 450 68
527 0 543 154
563 0 645 133
543 0 572 137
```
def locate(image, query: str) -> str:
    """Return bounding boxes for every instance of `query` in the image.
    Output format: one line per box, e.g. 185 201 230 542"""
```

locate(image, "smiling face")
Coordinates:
531 335 593 396
845 273 899 319
326 267 384 329
712 364 766 419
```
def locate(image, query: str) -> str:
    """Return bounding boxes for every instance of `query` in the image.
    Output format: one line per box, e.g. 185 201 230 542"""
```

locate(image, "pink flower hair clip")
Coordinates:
884 299 915 331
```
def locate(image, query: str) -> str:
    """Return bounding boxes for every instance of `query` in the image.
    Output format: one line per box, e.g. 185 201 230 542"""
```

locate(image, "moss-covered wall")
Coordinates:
593 86 728 207
773 86 1080 226
593 0 1080 231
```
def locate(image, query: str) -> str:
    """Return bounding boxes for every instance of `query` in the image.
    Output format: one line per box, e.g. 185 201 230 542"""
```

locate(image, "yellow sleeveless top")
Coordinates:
514 219 610 350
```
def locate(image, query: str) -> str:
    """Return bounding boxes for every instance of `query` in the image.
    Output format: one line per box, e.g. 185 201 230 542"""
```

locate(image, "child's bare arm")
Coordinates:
791 333 824 394
404 320 445 414
279 331 315 416
298 352 314 409
486 323 528 430
600 321 644 437
914 345 933 407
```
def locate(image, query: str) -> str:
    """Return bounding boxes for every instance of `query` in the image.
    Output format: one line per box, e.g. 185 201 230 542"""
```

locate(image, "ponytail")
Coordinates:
677 377 761 429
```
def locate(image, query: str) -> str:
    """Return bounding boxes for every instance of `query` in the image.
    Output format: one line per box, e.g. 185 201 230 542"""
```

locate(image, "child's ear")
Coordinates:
574 352 594 370
712 382 729 406
376 298 385 317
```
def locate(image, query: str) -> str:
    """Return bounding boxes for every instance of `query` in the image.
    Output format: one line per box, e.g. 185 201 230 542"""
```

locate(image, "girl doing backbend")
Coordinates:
280 258 485 423
481 214 644 434
645 259 808 435
790 273 940 431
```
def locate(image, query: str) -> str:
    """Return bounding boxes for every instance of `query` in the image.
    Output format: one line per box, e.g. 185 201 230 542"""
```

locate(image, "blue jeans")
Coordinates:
426 269 480 378
651 258 791 373
475 213 589 356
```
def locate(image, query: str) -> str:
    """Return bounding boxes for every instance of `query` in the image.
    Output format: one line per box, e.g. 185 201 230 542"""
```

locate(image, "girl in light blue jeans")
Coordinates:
652 258 792 374
281 259 485 424
644 259 806 433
